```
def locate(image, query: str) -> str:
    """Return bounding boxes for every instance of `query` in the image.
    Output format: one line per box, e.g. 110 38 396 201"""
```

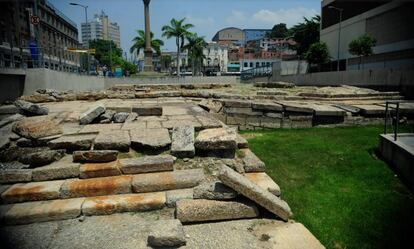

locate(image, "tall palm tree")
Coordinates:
130 30 164 57
161 18 194 76
183 33 207 76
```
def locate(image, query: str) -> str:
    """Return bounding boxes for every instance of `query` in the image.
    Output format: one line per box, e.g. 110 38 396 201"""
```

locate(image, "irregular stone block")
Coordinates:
12 116 62 139
195 128 237 150
176 199 259 223
79 161 121 179
32 155 80 181
223 100 251 108
260 117 282 129
193 181 237 200
118 155 174 174
196 115 223 129
236 134 249 148
224 107 263 116
79 104 106 125
132 169 204 193
130 128 171 151
218 166 291 221
162 120 202 131
252 102 283 112
278 102 313 114
0 105 19 115
121 122 146 131
226 115 246 125
79 123 122 133
289 115 313 128
239 149 265 172
82 192 165 216
0 198 85 225
0 169 32 184
171 126 195 158
94 130 130 152
73 150 118 163
0 113 24 128
60 175 132 198
18 149 65 167
48 133 97 151
1 180 65 204
166 188 193 207
14 100 49 116
245 172 281 196
113 112 129 123
147 219 186 247
132 106 162 116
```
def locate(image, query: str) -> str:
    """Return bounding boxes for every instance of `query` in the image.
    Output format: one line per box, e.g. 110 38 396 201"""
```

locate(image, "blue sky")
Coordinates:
50 0 320 57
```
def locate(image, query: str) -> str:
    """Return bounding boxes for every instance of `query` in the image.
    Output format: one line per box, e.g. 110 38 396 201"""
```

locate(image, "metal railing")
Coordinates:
241 65 272 80
384 101 400 141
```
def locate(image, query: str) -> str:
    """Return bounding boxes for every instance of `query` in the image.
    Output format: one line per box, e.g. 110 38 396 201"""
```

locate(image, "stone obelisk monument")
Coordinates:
143 0 153 71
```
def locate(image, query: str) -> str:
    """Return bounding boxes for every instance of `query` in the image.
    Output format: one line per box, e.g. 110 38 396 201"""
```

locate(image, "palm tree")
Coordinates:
162 18 194 76
130 30 164 57
183 33 207 76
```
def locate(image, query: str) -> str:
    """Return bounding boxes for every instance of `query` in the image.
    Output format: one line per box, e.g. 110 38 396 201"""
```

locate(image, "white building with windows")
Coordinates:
203 42 228 72
240 58 280 71
81 11 121 48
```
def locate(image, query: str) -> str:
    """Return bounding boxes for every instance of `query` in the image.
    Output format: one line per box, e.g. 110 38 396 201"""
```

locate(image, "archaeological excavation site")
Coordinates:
0 81 412 248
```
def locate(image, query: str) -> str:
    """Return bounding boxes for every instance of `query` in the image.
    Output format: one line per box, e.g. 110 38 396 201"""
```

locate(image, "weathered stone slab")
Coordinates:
333 103 360 114
195 128 237 150
132 169 204 193
79 123 122 133
171 126 195 158
1 180 65 203
0 113 24 128
14 100 49 116
147 219 187 247
236 134 249 149
130 128 171 150
79 104 106 125
196 115 223 129
277 102 314 114
176 199 259 223
121 122 146 130
165 188 193 207
118 155 174 174
82 192 165 216
224 107 263 116
12 116 62 139
79 161 121 179
239 149 265 172
310 104 345 116
252 102 283 112
113 112 129 123
32 155 80 181
0 198 85 225
260 116 282 128
193 180 237 200
351 104 385 115
222 100 251 108
73 150 118 163
0 169 32 184
0 185 10 194
132 106 162 116
218 166 291 221
162 120 202 130
48 133 96 151
18 149 65 167
60 175 132 198
0 105 19 114
245 172 281 196
94 130 130 152
289 115 313 128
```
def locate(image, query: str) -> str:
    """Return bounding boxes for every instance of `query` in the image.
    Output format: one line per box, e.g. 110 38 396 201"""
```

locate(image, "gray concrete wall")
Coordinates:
104 76 239 88
23 68 105 95
0 68 25 103
269 67 414 98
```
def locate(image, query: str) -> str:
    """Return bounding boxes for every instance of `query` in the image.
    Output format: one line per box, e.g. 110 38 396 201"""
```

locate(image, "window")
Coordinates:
244 62 248 67
256 62 259 67
249 62 253 67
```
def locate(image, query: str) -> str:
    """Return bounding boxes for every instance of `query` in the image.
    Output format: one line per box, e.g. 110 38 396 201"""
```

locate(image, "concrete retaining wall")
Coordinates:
23 69 105 95
104 76 239 88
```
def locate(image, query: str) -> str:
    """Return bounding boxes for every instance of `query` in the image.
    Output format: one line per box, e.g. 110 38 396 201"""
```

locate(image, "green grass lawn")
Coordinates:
242 125 414 249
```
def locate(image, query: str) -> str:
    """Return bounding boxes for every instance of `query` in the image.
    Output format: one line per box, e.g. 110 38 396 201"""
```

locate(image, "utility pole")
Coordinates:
70 3 89 74
329 6 343 71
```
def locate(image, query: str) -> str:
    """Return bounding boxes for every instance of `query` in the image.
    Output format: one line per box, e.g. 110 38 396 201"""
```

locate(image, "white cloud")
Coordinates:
252 7 318 27
186 15 216 30
225 10 247 26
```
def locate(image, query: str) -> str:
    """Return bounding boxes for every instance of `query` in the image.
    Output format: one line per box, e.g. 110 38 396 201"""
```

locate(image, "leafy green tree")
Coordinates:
289 15 321 56
183 33 207 76
348 34 377 69
305 42 330 72
129 30 164 57
162 18 194 76
267 23 288 38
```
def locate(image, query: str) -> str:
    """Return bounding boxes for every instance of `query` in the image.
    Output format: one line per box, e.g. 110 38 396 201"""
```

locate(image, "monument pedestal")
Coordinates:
144 50 153 72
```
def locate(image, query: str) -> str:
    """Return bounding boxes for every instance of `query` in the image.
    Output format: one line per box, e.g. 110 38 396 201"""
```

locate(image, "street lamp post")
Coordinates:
329 6 343 72
70 2 89 75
